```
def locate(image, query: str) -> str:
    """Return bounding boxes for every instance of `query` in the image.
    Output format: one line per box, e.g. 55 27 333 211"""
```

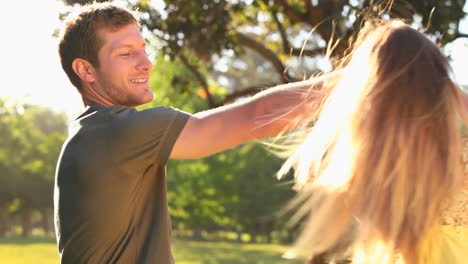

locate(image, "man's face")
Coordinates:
93 23 153 107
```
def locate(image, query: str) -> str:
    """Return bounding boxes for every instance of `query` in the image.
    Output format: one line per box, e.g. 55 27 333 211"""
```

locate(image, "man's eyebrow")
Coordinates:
114 42 147 49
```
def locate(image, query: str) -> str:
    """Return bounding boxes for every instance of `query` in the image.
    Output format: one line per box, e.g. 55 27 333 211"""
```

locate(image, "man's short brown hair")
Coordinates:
58 2 140 90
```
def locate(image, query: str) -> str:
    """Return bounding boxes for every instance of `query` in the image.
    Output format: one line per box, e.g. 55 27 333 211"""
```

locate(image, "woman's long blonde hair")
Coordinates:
279 19 467 264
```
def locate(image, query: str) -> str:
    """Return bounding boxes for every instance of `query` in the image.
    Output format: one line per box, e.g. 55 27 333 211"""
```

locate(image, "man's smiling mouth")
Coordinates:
130 79 147 83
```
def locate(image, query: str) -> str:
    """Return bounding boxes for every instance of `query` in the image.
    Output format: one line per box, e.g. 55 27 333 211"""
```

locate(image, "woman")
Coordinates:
278 19 468 264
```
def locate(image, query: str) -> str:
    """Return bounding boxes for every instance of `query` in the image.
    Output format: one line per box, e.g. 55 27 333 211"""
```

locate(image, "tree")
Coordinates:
215 144 296 243
61 0 467 108
59 0 467 242
139 56 295 241
0 100 67 236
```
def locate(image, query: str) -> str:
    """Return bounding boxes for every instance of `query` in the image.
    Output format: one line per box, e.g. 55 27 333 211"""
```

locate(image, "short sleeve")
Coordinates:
108 106 190 174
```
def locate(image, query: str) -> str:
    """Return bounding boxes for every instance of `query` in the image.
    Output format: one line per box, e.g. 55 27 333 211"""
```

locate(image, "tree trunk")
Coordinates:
249 230 257 243
286 228 295 244
40 209 51 234
21 210 32 237
258 220 273 243
266 231 272 244
193 226 204 240
0 214 9 236
236 229 243 243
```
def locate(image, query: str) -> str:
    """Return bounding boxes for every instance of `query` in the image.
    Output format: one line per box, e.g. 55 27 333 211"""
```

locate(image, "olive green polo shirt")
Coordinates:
54 103 190 263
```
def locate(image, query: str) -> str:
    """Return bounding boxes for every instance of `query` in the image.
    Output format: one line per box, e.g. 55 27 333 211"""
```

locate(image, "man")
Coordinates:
55 2 323 263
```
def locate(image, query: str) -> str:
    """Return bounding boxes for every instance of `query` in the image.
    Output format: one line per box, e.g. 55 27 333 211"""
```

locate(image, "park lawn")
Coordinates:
0 236 303 264
172 239 302 264
0 236 59 264
2 231 467 263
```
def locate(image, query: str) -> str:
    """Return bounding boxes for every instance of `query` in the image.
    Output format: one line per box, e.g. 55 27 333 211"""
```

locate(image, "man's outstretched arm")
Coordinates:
169 74 333 160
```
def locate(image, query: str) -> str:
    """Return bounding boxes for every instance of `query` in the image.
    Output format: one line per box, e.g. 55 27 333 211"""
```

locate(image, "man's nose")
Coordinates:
137 51 153 72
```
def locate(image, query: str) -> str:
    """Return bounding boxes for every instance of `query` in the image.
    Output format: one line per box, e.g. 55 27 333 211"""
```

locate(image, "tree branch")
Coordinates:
221 86 263 105
274 0 308 23
236 32 290 83
271 10 326 57
178 53 216 108
271 9 290 54
456 32 468 38
304 0 313 13
221 85 271 105
272 0 344 57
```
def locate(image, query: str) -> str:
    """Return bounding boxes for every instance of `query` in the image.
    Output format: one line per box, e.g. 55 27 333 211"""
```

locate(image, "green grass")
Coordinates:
0 236 59 264
172 239 302 264
0 236 303 264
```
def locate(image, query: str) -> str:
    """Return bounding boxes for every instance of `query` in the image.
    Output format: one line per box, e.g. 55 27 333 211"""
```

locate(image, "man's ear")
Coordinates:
72 58 96 84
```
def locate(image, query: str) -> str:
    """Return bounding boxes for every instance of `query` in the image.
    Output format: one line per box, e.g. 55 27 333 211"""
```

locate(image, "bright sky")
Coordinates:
0 0 466 119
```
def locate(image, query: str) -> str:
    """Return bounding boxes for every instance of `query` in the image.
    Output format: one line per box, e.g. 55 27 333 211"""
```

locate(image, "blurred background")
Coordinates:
0 0 466 263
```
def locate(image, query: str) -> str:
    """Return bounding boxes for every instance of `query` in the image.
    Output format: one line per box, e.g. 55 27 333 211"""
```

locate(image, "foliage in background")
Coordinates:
0 99 67 236
56 0 467 242
64 0 467 108
143 56 296 241
1 0 466 243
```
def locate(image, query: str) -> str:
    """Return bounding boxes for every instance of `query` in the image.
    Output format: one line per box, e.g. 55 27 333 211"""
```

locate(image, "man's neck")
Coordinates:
81 87 115 107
